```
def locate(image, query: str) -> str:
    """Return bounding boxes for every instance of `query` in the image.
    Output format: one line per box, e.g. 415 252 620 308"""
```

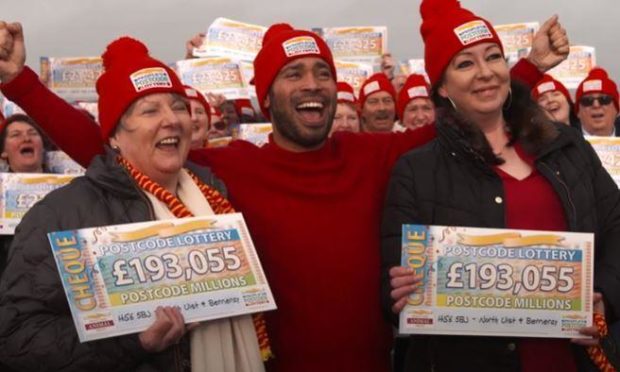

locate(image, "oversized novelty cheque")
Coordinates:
0 173 76 235
237 123 273 147
399 225 593 338
406 59 429 81
316 26 387 64
41 57 103 102
76 101 100 122
548 46 596 89
193 18 266 61
46 151 86 175
238 61 257 98
494 22 539 66
586 136 620 188
176 57 249 100
1 95 25 117
334 60 375 95
49 213 276 342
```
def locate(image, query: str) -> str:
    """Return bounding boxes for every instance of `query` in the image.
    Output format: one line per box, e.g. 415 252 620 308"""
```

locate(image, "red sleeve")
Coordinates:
385 124 436 167
1 67 104 167
510 58 543 89
346 123 437 173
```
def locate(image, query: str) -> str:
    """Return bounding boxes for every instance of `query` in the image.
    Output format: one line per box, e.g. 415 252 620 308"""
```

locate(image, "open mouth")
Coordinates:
19 146 35 156
295 101 325 125
546 102 560 114
591 113 605 121
156 136 180 150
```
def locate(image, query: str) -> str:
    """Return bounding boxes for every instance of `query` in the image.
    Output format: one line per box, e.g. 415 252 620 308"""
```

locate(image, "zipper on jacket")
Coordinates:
539 161 577 230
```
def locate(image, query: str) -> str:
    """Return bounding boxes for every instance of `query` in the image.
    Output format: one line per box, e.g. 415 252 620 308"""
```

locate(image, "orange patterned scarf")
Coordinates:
588 313 615 372
118 155 272 361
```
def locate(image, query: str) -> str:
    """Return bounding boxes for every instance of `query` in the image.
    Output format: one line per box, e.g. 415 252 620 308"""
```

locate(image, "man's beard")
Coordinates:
269 91 335 149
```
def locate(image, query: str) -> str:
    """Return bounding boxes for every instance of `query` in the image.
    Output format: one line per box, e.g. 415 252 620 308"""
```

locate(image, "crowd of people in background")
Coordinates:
0 0 618 371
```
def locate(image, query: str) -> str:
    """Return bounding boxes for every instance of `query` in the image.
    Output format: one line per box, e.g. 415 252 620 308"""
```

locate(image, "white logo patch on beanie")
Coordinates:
408 86 429 99
130 67 173 92
241 107 255 116
338 91 355 102
454 20 493 46
282 36 321 57
583 79 603 92
363 81 380 96
537 82 556 95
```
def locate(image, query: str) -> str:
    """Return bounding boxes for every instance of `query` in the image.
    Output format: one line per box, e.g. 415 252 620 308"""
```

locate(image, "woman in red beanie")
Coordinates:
329 81 361 135
383 0 620 371
184 85 212 149
396 74 435 131
532 74 579 128
0 37 267 371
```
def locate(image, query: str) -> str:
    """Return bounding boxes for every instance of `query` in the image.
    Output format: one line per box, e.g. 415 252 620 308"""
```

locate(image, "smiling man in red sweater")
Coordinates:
0 19 566 371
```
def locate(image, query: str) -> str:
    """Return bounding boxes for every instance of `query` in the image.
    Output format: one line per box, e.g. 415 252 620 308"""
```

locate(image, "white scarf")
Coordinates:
144 169 265 372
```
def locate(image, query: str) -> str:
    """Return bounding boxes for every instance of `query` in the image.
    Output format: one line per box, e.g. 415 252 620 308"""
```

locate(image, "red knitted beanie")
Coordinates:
397 74 431 120
531 74 572 105
233 99 257 119
337 82 357 104
96 37 186 140
420 0 503 86
252 23 336 119
575 67 619 114
358 73 396 109
184 85 211 126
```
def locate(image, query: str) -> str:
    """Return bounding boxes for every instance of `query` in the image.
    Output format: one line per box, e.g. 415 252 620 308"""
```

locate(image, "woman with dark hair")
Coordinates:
0 113 51 282
532 74 581 130
382 0 620 371
0 113 47 173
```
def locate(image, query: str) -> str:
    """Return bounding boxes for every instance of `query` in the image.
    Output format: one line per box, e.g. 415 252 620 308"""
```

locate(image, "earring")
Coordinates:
111 145 120 153
447 96 458 111
503 88 513 111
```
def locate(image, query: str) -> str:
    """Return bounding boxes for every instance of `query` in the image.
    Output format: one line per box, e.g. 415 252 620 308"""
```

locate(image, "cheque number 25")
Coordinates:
112 247 241 286
445 263 575 294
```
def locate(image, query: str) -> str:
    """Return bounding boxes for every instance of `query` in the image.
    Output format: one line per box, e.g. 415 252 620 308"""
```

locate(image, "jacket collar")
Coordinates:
535 123 575 160
85 146 143 199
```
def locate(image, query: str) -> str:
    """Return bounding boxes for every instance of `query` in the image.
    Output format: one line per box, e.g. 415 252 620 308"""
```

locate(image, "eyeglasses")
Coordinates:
579 95 614 107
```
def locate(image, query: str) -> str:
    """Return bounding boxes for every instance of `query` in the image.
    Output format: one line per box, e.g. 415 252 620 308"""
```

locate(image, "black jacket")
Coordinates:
381 121 620 371
0 149 226 372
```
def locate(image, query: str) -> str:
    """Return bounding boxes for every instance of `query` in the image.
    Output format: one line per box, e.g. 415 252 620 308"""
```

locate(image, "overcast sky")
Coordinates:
3 0 619 83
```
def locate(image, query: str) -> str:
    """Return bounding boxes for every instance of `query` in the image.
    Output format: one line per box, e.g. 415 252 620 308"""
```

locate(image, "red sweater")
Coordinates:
495 144 577 372
192 130 438 371
1 60 541 371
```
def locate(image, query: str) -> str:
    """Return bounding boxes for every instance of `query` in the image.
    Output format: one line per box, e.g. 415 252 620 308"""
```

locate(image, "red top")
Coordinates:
495 143 577 372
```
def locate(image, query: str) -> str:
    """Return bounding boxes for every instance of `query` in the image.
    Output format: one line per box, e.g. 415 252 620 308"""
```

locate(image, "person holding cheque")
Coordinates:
381 0 620 371
0 36 266 371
